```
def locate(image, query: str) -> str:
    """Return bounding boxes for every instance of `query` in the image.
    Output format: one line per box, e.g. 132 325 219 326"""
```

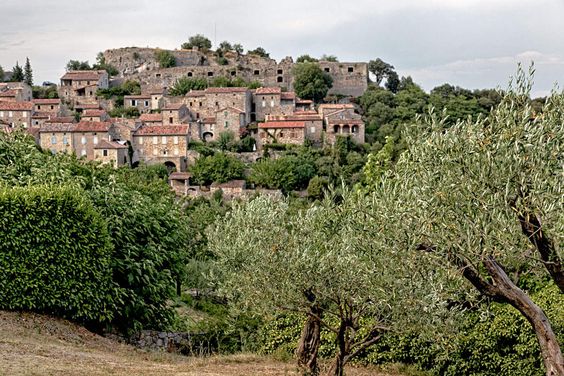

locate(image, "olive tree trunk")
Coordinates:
296 305 322 376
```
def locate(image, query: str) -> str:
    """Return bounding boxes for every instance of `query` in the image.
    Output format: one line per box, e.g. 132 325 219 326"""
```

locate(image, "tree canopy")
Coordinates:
181 34 212 51
293 62 333 102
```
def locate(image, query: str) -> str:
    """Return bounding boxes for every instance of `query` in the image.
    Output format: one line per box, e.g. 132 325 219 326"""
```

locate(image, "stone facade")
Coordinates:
32 98 61 114
161 103 190 124
82 109 109 122
253 87 282 122
39 123 75 154
59 70 109 106
319 104 365 145
0 82 33 102
184 87 251 124
72 121 115 160
124 94 153 113
132 124 189 171
93 139 129 166
0 101 33 128
256 120 305 149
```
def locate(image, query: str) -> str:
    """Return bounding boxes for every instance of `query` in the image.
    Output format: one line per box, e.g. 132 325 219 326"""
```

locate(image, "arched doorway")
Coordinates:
164 161 177 173
202 132 214 142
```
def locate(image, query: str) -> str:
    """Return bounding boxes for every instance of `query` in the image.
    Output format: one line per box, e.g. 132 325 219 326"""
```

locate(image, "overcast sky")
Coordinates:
2 0 563 96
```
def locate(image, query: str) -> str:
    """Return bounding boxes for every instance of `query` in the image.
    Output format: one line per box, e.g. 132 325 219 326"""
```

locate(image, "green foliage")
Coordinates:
249 153 316 192
93 52 118 76
362 136 394 188
320 54 338 62
181 34 212 51
66 60 91 71
23 57 33 86
296 55 318 63
108 106 140 118
0 185 116 324
233 43 244 54
155 49 176 68
368 58 396 86
293 62 333 102
190 152 245 186
217 41 233 53
32 85 58 99
0 65 5 82
217 131 235 151
306 175 329 199
248 47 269 58
11 62 24 82
169 77 208 96
97 80 141 107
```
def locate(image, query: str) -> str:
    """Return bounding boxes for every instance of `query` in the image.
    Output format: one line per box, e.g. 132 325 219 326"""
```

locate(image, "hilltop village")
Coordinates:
0 46 369 196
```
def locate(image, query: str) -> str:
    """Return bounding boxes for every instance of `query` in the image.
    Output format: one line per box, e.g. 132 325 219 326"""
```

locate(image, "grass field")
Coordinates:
0 311 408 376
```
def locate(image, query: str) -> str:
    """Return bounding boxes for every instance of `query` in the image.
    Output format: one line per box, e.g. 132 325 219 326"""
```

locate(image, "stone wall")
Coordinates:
103 47 368 97
125 330 216 356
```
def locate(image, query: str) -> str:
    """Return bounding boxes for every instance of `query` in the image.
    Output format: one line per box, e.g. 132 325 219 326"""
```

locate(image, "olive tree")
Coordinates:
208 191 449 376
391 67 563 375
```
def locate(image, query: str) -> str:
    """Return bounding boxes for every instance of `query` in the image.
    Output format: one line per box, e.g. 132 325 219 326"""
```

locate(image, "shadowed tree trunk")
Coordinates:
296 304 322 376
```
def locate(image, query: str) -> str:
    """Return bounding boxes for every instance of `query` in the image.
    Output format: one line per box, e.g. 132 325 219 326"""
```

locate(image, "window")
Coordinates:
348 67 354 73
231 71 236 76
169 117 173 124
324 67 330 72
310 126 316 134
189 102 193 107
224 121 229 128
208 71 214 77
81 136 86 144
174 147 179 156
156 73 161 78
139 137 143 145
81 149 86 156
215 101 219 107
144 100 149 107
38 105 41 110
277 76 283 83
163 150 168 156
8 111 12 117
152 136 158 145
187 72 193 77
173 136 179 145
103 149 108 157
50 105 54 110
162 136 167 144
93 135 98 145
196 112 200 119
63 135 68 145
152 149 157 156
270 100 274 107
131 99 137 106
224 111 228 116
254 70 260 75
0 111 3 117
277 69 283 74
199 102 202 107
51 134 57 144
279 132 284 137
262 100 266 108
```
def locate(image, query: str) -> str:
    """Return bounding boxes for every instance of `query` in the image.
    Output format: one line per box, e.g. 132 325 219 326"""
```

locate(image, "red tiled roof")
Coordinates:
217 106 244 114
205 87 248 94
74 121 112 132
0 89 17 97
318 103 355 109
124 95 151 99
61 70 106 81
285 114 322 121
75 104 100 110
185 90 206 97
40 124 76 132
280 92 296 100
94 139 128 149
139 113 162 122
259 121 305 129
83 109 107 117
162 103 185 110
255 87 282 95
46 116 75 124
32 99 60 105
32 112 51 119
327 119 364 125
134 125 189 136
0 101 33 111
296 99 313 104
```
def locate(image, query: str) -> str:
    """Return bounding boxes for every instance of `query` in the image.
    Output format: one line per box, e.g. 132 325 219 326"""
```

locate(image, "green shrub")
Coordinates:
0 185 116 324
190 153 245 186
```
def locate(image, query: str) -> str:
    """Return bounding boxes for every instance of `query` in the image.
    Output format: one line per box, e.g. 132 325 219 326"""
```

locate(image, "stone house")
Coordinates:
295 99 314 111
139 113 162 126
32 98 61 114
161 103 190 124
269 110 323 144
0 101 34 128
183 87 251 124
280 92 296 115
0 82 32 102
124 94 153 113
319 104 365 145
256 120 305 149
59 70 109 106
72 121 115 160
82 109 109 122
168 172 192 196
252 87 282 122
39 123 76 154
93 140 129 166
213 107 246 140
31 113 51 127
184 90 206 120
132 124 189 171
210 180 246 197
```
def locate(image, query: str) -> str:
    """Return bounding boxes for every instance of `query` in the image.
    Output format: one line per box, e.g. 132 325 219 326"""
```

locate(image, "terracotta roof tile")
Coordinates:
259 121 305 129
124 95 151 99
185 90 206 97
202 117 216 124
61 70 106 81
94 139 128 149
83 109 107 117
0 89 18 97
205 87 248 94
255 87 282 95
40 123 76 132
139 113 162 122
0 101 34 111
45 116 75 124
134 125 189 135
280 92 296 100
32 99 60 105
74 121 112 132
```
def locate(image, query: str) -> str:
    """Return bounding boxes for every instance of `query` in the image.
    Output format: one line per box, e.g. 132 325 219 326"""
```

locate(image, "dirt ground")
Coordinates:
0 311 403 376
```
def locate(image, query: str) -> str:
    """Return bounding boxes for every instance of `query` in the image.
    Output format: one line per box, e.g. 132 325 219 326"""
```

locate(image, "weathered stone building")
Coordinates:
72 121 115 159
39 123 75 154
59 70 109 106
319 104 365 145
0 82 32 102
132 124 189 171
93 140 129 166
0 101 34 128
256 120 305 149
124 94 153 113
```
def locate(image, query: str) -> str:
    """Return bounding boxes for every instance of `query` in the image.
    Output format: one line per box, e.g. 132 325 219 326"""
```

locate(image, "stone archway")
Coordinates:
164 161 177 173
202 132 214 142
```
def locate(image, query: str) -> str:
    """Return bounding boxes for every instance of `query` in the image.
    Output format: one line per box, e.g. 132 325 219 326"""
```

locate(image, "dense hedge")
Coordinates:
0 185 116 324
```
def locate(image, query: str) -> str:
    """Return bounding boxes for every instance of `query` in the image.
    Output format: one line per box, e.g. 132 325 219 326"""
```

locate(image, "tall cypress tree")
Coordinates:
11 62 24 82
24 57 33 86
0 65 4 82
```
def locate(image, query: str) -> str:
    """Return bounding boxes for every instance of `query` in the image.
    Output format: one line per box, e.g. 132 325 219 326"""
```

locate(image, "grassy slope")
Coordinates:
0 311 405 376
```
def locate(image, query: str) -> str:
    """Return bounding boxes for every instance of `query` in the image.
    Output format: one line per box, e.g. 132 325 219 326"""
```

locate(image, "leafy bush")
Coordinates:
169 77 208 96
249 154 316 192
181 34 212 51
155 50 176 68
0 185 116 324
190 152 245 186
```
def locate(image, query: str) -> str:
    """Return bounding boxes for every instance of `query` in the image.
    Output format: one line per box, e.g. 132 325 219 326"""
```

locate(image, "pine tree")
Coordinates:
11 62 24 82
0 65 4 82
23 57 33 86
